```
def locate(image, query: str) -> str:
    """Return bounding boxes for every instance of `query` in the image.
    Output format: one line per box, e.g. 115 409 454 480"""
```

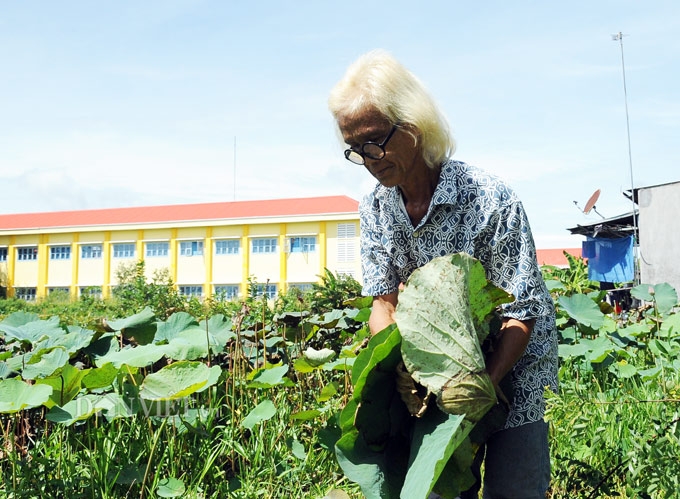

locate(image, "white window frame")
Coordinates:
146 242 169 257
81 244 103 259
17 247 38 261
215 239 240 255
80 286 102 298
179 241 204 257
214 284 240 299
178 285 203 297
15 287 37 301
50 246 71 260
113 243 136 258
252 238 277 254
0 247 7 262
252 283 277 299
289 236 316 253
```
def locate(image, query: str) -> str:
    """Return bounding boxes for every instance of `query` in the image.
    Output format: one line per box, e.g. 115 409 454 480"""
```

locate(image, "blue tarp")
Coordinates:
583 235 634 283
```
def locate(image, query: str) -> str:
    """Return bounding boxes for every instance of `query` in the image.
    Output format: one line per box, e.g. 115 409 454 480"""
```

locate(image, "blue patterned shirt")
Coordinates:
359 159 558 427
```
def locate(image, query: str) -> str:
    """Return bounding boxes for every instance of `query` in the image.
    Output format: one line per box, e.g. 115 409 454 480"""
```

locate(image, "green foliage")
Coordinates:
308 268 363 314
112 260 186 319
542 252 600 296
2 254 680 498
0 279 371 498
547 279 680 498
336 255 513 499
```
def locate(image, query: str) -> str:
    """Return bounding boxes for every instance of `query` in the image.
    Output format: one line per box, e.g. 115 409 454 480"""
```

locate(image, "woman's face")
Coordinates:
337 107 423 188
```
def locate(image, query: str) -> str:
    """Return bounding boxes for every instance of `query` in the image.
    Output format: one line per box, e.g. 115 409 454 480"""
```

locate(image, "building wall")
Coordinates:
638 182 680 292
0 217 361 301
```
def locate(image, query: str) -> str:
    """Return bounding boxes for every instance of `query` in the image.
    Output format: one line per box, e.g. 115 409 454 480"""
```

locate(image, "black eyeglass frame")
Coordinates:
344 124 399 165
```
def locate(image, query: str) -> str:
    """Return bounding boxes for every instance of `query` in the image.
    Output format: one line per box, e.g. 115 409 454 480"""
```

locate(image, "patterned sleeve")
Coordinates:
359 193 401 297
478 199 554 320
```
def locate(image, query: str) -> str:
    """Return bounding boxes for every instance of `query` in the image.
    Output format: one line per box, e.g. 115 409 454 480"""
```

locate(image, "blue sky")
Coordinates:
1 1 679 248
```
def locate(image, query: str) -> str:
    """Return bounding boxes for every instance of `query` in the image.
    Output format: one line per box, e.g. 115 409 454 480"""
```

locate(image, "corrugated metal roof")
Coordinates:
0 196 359 231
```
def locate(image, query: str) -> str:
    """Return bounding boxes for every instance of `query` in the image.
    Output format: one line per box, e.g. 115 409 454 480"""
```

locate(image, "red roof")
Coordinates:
536 248 582 267
0 196 360 231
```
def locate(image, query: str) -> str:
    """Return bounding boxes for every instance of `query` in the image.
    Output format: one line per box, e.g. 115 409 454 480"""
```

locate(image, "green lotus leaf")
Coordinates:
22 346 71 380
558 294 605 329
106 307 157 345
247 364 292 389
0 378 53 413
82 363 120 390
154 312 200 343
437 371 496 423
156 477 186 498
36 363 87 408
395 254 512 396
0 313 64 345
95 343 167 368
46 393 119 425
241 399 277 430
303 346 337 367
139 361 221 401
35 327 96 355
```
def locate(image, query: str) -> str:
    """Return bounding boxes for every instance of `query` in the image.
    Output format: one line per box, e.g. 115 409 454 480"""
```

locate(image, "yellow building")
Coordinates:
0 196 361 301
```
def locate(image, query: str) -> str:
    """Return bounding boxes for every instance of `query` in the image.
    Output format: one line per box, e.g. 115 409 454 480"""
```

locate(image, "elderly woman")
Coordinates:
328 50 558 499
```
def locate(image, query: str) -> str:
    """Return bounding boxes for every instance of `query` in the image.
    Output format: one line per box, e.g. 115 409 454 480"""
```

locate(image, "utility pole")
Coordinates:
612 31 639 284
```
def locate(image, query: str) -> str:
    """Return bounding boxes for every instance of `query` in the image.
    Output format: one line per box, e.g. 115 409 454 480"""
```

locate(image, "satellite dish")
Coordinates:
583 189 601 215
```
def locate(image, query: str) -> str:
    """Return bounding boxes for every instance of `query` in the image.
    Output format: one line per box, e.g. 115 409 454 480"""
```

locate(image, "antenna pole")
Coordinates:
233 136 237 201
612 31 639 284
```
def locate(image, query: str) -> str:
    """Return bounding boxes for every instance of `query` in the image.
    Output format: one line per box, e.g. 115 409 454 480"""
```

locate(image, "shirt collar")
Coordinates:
370 160 461 228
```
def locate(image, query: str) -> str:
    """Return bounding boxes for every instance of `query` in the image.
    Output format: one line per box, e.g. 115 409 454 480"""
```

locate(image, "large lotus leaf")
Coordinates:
46 393 119 425
0 310 41 327
0 378 53 413
348 325 404 447
139 361 221 401
0 362 10 379
164 334 209 361
437 371 496 423
34 327 96 356
200 314 236 350
82 363 120 390
22 346 71 380
36 363 86 408
456 254 515 342
402 409 472 499
95 343 167 368
303 347 336 367
106 307 157 345
247 364 293 389
395 254 511 395
241 399 277 430
154 312 200 343
351 324 400 390
335 426 410 499
156 477 186 498
334 325 412 498
660 313 680 338
557 294 605 329
0 314 65 345
631 282 678 315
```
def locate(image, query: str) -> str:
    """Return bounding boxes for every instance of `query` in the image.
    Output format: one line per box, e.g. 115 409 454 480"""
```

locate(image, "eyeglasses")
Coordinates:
344 124 398 165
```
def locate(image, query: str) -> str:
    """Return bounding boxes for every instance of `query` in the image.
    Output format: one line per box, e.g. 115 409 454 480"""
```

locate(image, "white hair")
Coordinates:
329 49 455 168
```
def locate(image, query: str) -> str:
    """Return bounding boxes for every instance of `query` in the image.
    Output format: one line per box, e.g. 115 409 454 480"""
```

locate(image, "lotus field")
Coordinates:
1 255 679 498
